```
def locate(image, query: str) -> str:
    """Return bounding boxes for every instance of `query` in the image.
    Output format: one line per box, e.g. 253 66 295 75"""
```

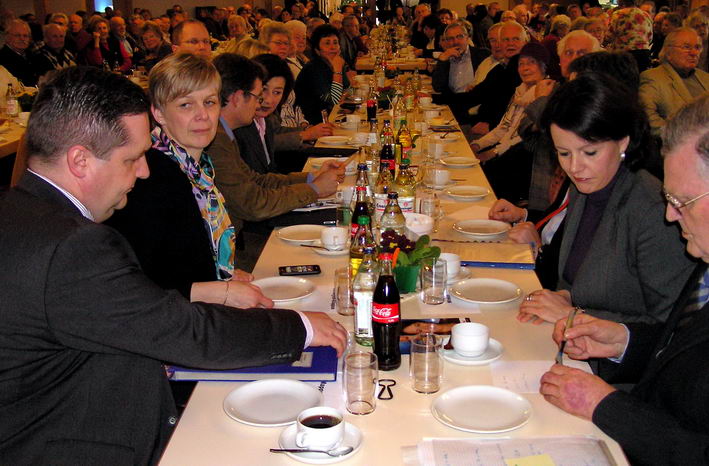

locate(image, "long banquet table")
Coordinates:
159 104 628 465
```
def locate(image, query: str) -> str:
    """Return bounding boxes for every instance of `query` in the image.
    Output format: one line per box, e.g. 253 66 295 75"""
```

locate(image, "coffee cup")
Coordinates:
438 252 461 278
432 169 450 186
420 96 432 106
321 226 349 251
451 322 489 357
424 109 440 120
295 407 345 449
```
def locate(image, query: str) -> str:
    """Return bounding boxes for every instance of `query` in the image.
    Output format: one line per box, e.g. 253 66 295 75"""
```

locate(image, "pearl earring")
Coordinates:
620 152 626 161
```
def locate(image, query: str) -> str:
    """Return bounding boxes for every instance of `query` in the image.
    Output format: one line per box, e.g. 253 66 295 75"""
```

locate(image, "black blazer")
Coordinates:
0 172 306 465
593 264 709 464
0 44 39 86
295 55 350 125
234 120 277 175
105 148 218 298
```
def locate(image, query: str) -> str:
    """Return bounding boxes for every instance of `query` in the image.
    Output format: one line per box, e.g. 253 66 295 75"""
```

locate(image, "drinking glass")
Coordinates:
344 352 378 414
419 257 447 305
409 333 443 393
419 193 442 232
335 267 355 316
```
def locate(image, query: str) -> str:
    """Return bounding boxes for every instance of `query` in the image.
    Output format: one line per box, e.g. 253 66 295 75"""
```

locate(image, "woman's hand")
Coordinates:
518 289 573 324
93 31 101 46
327 54 345 73
301 122 334 141
488 199 526 223
508 222 541 248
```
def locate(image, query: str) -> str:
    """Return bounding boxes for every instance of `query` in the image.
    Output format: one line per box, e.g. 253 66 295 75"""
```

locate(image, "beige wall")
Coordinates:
6 0 84 17
440 0 514 17
6 0 278 17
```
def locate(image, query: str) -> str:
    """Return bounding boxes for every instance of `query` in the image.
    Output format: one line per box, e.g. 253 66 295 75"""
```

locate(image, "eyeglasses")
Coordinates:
246 91 264 104
270 40 290 47
444 33 467 41
184 38 211 46
663 188 709 211
669 43 703 53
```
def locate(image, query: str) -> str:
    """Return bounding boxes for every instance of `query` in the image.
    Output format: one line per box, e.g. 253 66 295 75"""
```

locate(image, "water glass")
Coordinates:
419 257 447 305
419 194 442 233
344 352 378 414
410 333 443 393
335 267 355 316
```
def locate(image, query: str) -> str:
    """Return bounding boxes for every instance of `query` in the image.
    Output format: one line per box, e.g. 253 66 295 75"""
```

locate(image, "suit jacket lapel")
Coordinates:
636 264 709 386
557 186 583 280
664 62 694 104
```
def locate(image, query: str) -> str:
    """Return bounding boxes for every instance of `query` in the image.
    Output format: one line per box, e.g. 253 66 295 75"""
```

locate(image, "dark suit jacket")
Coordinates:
105 148 219 298
432 45 490 95
234 119 278 174
0 172 306 465
0 45 39 86
452 53 519 127
557 168 694 323
295 55 350 125
593 264 709 464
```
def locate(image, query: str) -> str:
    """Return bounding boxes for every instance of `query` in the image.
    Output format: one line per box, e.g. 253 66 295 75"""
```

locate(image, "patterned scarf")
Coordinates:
152 126 235 280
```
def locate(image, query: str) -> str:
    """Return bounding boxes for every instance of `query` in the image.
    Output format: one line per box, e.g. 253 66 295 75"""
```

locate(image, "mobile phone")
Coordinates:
279 265 321 276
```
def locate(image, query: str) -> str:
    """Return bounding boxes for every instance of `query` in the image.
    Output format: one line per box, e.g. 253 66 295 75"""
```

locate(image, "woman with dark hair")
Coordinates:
294 24 350 124
489 73 693 324
138 21 172 70
414 14 444 57
82 16 132 73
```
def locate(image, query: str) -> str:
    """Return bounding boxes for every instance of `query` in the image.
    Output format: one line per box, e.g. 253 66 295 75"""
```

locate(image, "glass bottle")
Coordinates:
393 158 416 213
352 246 379 346
350 215 376 275
379 192 407 237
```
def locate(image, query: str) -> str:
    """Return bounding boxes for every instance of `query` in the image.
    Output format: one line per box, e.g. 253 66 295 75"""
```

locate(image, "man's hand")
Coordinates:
552 313 629 360
301 122 334 141
438 46 463 62
471 122 489 135
226 281 274 308
231 269 253 282
303 312 348 356
518 289 573 324
488 199 526 223
311 168 340 197
540 364 616 420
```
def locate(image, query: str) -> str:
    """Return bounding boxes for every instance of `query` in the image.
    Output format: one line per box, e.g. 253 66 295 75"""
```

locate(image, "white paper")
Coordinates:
415 436 615 466
490 360 591 393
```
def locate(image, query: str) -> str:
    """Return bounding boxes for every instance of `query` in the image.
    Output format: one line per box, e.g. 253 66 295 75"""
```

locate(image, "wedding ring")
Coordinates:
526 295 533 302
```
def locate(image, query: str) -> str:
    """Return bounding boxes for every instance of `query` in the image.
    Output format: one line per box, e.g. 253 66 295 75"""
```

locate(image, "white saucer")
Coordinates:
223 379 322 427
425 180 456 190
443 338 504 366
450 278 522 304
445 185 489 201
440 157 480 169
312 240 350 256
278 422 363 464
446 267 471 283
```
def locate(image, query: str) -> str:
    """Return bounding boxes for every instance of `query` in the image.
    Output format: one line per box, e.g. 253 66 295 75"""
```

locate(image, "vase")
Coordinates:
394 265 420 294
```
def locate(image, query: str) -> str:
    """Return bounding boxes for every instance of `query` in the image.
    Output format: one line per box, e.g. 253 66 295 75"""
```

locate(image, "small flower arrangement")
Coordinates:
380 231 440 267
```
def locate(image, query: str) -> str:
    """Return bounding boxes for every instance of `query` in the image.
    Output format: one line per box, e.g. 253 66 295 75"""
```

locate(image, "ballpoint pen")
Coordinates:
556 306 582 365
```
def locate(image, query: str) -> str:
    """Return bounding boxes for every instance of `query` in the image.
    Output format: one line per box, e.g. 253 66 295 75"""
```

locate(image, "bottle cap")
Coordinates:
357 215 370 225
387 192 399 199
357 163 367 170
379 252 393 260
363 246 376 254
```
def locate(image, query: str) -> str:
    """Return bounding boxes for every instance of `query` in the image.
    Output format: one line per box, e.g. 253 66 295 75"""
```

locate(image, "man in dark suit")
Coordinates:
0 19 39 86
540 94 709 464
432 20 491 123
0 66 347 465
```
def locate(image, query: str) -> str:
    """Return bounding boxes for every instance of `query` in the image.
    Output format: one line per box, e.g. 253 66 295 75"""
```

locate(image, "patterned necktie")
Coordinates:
657 268 709 357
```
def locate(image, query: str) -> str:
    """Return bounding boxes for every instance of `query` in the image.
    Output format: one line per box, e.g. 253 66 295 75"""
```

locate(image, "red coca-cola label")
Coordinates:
372 302 400 323
386 159 396 172
351 223 359 237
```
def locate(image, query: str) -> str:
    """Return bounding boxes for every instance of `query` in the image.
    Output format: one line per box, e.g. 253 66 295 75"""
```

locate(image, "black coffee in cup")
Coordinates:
301 414 341 429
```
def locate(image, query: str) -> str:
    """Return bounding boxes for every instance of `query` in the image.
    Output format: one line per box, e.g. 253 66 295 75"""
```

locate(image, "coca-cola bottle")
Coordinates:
372 252 402 371
350 185 371 238
366 86 378 122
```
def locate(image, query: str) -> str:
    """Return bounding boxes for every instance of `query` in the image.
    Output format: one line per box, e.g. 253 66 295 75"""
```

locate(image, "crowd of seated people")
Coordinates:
0 0 708 463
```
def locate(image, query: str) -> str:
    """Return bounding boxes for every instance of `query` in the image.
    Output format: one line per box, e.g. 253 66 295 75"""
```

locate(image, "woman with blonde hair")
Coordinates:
234 37 270 57
107 52 270 309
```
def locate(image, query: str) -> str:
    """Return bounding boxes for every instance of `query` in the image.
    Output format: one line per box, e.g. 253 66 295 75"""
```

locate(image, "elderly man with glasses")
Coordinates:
640 27 709 137
0 19 39 86
539 93 709 466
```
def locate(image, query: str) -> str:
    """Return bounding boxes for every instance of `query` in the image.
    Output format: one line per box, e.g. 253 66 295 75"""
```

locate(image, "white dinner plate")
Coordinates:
432 133 462 143
446 267 471 284
318 136 351 146
453 219 510 239
431 385 531 433
440 157 480 169
309 157 356 175
450 278 522 304
442 338 504 366
277 225 326 244
223 379 322 427
445 185 489 201
252 277 316 303
278 422 363 464
424 180 456 190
